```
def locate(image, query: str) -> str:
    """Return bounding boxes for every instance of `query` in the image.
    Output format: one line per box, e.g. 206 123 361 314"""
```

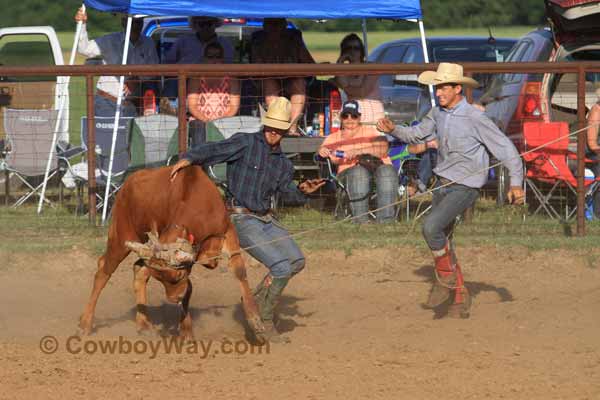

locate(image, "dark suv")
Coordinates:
480 0 600 202
367 36 517 123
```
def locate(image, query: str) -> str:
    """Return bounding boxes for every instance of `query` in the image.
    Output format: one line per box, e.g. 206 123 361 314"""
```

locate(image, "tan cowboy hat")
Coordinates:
418 62 479 88
259 97 292 131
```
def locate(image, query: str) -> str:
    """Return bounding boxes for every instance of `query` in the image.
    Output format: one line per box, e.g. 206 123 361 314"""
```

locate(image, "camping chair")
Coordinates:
74 116 134 211
129 114 179 171
0 108 83 208
523 121 600 220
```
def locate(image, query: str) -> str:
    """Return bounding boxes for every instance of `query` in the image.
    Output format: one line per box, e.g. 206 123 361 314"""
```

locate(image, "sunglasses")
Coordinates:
343 45 362 51
341 113 360 120
205 53 223 59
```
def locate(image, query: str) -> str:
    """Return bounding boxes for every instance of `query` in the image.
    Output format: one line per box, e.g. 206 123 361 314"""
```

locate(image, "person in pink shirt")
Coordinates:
187 42 241 145
318 100 398 223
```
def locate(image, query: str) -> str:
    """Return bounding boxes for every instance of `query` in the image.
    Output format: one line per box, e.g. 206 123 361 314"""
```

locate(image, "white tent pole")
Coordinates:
417 19 435 108
37 4 86 214
361 18 368 55
101 15 132 224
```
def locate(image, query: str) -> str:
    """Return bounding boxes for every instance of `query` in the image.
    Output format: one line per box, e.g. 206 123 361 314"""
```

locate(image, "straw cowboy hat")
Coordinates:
259 97 293 131
418 62 479 88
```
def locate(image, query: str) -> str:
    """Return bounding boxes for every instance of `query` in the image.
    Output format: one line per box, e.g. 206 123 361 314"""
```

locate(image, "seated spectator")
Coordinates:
163 16 234 100
318 100 398 223
186 42 241 146
251 18 315 135
333 34 384 126
406 138 439 193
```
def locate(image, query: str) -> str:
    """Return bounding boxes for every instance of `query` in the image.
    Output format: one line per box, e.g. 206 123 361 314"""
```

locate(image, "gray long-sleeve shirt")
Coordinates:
387 97 523 189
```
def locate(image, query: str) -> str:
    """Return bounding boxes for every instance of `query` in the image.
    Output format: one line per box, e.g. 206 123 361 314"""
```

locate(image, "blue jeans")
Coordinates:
231 214 305 278
338 164 398 223
94 95 137 118
422 179 479 250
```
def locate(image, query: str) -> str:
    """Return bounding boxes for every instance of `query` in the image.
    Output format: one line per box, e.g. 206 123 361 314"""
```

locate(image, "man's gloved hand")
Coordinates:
170 159 191 181
507 186 525 205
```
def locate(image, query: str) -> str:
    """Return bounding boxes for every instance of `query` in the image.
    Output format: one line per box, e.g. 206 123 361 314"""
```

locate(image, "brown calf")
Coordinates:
79 166 263 338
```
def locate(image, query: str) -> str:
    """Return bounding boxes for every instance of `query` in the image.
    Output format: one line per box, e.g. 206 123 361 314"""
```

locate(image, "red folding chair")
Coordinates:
523 121 600 220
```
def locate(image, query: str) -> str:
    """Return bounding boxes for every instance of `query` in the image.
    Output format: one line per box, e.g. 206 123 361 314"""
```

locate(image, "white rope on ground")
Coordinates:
185 121 600 264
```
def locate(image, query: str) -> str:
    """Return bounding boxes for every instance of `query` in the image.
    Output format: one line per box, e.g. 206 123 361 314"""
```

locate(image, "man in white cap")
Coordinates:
170 97 324 342
377 62 524 318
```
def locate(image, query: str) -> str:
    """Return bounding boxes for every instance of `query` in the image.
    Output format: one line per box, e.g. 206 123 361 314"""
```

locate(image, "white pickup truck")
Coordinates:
0 26 69 146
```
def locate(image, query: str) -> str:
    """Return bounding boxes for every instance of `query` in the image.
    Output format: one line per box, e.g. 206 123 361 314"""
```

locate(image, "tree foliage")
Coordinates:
0 0 546 33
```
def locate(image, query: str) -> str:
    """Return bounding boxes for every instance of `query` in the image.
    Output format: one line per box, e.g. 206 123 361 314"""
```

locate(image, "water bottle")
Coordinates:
324 104 330 135
585 196 594 221
143 89 156 116
312 114 320 135
318 113 325 136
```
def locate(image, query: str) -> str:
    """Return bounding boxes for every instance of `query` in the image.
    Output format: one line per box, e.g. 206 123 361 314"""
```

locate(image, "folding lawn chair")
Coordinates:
0 108 82 208
129 114 179 171
523 121 600 220
76 116 133 211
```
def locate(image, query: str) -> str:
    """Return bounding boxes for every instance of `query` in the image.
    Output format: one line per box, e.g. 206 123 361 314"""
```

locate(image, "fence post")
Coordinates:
462 70 474 223
86 75 97 225
177 73 187 154
576 66 586 236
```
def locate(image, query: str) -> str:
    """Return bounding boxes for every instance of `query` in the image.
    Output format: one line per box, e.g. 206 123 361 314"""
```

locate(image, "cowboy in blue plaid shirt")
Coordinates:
171 97 324 342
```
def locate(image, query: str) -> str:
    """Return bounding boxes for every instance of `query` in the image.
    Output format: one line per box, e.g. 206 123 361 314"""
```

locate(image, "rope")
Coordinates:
191 121 600 264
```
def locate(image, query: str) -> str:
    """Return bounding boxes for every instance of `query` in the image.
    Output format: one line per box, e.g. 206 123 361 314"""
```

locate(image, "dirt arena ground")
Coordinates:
0 245 599 399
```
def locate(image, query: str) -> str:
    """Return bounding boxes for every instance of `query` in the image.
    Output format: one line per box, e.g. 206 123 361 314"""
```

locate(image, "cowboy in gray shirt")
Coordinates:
377 62 524 319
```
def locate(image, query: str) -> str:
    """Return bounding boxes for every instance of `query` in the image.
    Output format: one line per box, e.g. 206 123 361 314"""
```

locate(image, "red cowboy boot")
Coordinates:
424 243 457 309
448 263 471 318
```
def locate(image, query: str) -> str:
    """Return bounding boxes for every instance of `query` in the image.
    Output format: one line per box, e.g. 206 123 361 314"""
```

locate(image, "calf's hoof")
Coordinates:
78 315 94 335
136 313 158 335
178 328 195 343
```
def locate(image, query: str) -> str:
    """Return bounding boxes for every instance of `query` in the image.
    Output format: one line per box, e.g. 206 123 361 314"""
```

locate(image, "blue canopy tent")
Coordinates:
83 0 423 20
80 0 429 223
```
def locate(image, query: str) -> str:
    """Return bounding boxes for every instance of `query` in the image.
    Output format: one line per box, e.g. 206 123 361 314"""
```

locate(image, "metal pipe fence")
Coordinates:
1 61 599 233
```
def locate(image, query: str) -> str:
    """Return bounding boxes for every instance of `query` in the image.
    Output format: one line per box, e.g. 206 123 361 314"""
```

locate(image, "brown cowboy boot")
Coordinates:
254 276 291 344
423 244 457 309
447 263 471 318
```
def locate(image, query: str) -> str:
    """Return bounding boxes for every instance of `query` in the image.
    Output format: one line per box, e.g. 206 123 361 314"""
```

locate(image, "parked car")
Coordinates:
480 0 600 202
367 36 517 124
0 26 69 148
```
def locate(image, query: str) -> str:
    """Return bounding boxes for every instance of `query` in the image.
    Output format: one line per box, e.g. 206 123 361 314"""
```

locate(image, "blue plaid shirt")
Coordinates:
182 131 306 214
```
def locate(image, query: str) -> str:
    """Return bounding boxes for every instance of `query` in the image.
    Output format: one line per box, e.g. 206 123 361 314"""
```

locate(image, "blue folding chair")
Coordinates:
78 116 133 211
